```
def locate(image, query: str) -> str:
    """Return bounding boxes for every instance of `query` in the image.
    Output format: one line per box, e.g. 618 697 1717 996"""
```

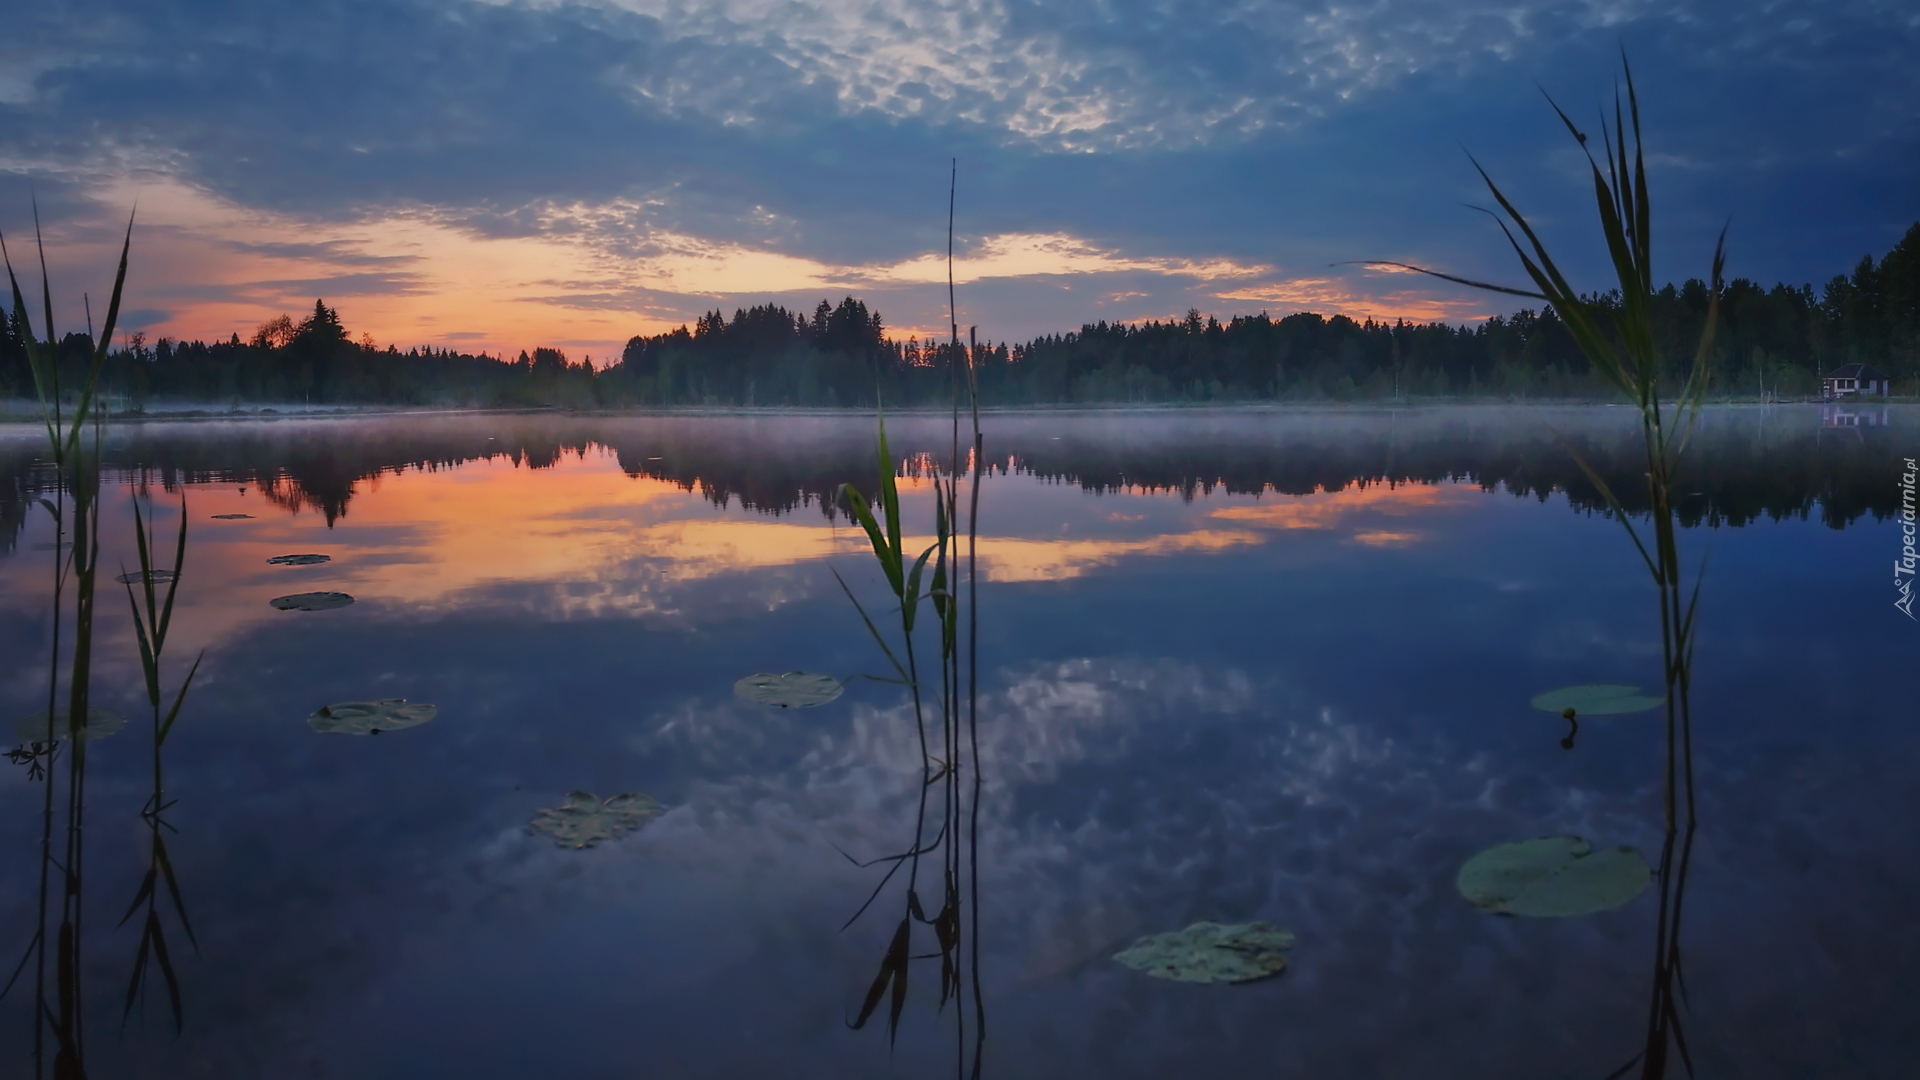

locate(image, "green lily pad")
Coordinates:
16 707 127 744
271 591 355 611
307 699 437 735
1457 836 1650 917
529 791 665 849
1112 921 1294 984
210 513 254 520
733 671 843 708
267 554 331 566
1529 684 1663 716
115 569 179 585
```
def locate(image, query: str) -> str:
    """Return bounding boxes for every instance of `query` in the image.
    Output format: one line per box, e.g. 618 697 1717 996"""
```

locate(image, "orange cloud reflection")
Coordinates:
5 461 1495 667
1207 479 1479 538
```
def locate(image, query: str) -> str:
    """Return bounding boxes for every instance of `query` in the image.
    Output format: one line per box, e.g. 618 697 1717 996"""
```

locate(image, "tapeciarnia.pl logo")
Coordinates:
1899 457 1917 620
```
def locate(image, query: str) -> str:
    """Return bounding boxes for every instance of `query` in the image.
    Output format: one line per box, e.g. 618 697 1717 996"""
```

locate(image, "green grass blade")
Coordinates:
874 415 903 571
1557 434 1658 579
0 231 60 446
157 495 189 648
123 581 160 708
132 496 157 634
840 484 904 597
63 212 132 457
901 542 938 633
829 566 908 681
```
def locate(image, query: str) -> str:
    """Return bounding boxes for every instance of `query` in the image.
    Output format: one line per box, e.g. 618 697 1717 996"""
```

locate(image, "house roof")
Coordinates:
1825 363 1889 380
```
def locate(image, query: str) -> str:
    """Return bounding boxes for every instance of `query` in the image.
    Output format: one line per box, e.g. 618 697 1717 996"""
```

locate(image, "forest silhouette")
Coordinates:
1 407 1908 557
3 224 1915 408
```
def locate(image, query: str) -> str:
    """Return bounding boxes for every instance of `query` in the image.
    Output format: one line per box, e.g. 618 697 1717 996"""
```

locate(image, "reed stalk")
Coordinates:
2 206 155 1077
1388 59 1715 1078
835 161 987 1078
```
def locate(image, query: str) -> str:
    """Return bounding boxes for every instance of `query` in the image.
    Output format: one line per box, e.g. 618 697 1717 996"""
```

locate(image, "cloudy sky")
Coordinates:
3 0 1916 360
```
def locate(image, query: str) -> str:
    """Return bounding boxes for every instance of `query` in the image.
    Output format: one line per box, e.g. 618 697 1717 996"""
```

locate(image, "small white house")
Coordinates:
1822 363 1890 398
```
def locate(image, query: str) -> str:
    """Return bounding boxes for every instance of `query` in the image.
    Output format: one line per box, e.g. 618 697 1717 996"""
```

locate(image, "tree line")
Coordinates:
4 224 1915 408
2 407 1906 556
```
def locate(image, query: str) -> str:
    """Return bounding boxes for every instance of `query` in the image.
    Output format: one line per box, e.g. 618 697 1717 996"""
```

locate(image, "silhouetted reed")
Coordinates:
4 208 198 1075
834 162 987 1078
116 495 201 1032
1396 58 1713 1077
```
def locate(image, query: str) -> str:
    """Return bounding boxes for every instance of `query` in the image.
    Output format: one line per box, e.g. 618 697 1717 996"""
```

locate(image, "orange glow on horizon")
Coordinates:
17 177 1496 366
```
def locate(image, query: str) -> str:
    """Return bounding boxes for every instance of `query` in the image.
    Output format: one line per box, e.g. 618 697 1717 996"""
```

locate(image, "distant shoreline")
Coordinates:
2 396 1909 428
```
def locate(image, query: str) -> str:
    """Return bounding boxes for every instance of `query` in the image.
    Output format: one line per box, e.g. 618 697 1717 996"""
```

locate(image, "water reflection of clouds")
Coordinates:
54 454 1498 630
458 653 1669 1075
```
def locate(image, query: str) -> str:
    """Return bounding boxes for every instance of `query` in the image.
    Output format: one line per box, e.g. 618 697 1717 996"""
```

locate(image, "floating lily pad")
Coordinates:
1112 921 1294 984
16 707 126 744
1457 836 1650 917
1529 684 1663 716
210 513 254 520
307 699 437 735
733 671 843 708
267 553 331 566
115 569 179 586
270 591 355 611
529 791 665 849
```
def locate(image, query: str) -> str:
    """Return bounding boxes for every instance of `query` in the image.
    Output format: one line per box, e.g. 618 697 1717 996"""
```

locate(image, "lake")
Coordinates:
1 404 1914 1078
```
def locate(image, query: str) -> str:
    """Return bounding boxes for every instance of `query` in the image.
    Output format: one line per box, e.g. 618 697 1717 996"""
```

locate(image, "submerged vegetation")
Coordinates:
527 792 665 850
732 671 845 708
1110 922 1295 985
305 699 437 736
2 228 1915 408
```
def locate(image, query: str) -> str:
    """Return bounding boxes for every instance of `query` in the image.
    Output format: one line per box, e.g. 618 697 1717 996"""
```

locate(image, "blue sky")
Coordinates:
3 0 1916 358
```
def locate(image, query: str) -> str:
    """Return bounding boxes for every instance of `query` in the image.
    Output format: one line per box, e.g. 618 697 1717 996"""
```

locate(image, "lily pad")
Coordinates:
733 671 843 708
115 569 179 586
210 513 255 520
270 591 355 611
529 791 665 849
307 699 437 735
1530 684 1663 716
267 553 332 566
1112 921 1294 984
1457 836 1650 917
16 707 126 744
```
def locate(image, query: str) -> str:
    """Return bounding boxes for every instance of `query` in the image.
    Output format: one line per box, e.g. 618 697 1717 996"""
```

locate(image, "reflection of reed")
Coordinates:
117 496 201 1033
1616 828 1696 1079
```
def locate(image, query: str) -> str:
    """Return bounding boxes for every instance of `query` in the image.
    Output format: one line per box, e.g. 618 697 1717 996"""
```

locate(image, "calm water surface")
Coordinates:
0 405 1914 1078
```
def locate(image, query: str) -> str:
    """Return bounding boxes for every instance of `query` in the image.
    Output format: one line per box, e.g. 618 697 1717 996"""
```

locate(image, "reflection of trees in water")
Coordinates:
0 407 1911 550
0 453 38 553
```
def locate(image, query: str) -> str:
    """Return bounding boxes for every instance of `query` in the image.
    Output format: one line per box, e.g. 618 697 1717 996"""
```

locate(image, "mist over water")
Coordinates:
0 405 1913 1077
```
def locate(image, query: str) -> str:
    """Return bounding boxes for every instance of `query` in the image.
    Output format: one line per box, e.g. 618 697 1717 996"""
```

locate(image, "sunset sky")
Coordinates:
3 0 1916 362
